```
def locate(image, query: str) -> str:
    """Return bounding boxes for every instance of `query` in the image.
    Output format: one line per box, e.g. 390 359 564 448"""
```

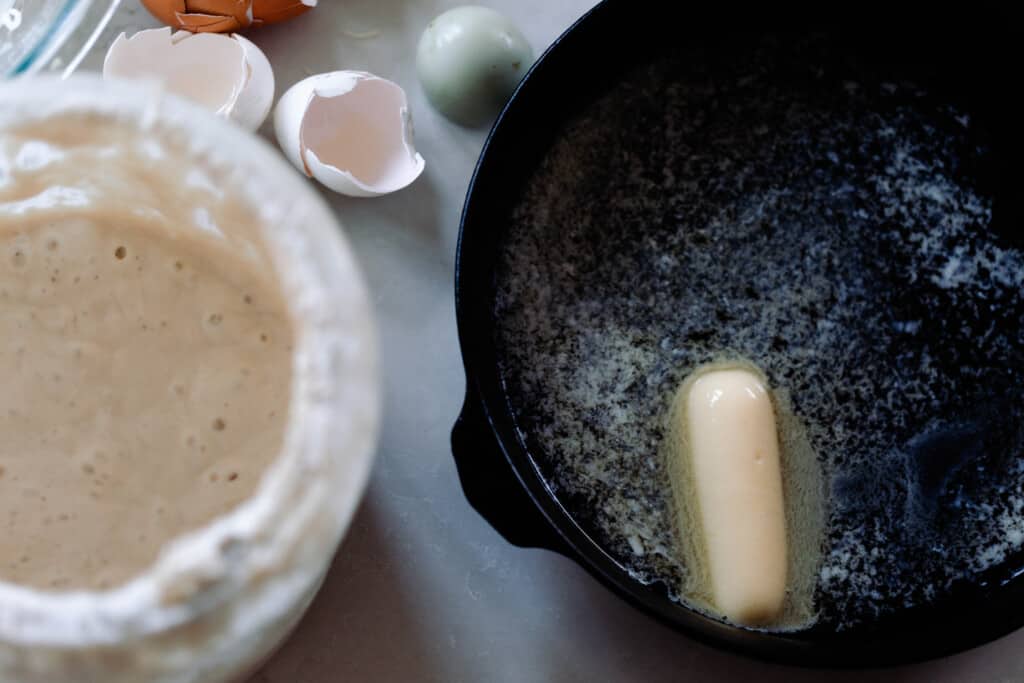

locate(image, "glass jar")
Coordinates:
0 75 380 683
1 0 122 78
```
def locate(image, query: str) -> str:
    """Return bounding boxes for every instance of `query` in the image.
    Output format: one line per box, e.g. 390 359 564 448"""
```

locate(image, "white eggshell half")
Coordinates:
103 28 275 132
274 71 426 198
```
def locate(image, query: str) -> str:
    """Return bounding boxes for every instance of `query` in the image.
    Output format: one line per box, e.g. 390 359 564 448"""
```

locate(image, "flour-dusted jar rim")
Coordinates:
0 75 380 682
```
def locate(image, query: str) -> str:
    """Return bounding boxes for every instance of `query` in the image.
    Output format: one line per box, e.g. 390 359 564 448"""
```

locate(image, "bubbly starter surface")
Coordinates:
0 217 293 591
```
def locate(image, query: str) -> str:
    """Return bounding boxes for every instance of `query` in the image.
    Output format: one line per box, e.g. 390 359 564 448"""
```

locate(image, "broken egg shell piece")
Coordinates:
102 28 274 132
141 0 246 32
274 71 426 198
140 0 316 33
231 35 275 131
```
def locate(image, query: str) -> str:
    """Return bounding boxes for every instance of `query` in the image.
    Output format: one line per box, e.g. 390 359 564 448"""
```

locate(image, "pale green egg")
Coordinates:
416 6 534 127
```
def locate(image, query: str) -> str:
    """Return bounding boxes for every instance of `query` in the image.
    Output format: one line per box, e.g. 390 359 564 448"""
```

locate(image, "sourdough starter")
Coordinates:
0 120 294 592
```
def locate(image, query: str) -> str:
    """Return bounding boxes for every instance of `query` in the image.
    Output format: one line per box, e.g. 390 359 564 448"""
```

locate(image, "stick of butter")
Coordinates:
677 367 788 626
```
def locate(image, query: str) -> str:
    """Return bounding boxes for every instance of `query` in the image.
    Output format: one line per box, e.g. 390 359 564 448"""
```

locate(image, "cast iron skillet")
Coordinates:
452 1 1024 667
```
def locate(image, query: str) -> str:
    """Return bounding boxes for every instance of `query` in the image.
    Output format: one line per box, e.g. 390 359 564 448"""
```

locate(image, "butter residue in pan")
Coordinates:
493 38 1024 630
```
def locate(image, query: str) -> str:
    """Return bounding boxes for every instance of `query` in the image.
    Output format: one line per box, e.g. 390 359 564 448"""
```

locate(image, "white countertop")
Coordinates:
85 2 1024 681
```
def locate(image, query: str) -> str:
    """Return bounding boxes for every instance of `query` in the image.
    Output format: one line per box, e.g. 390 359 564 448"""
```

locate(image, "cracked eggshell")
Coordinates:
103 27 274 132
252 0 316 24
141 0 316 33
274 71 426 198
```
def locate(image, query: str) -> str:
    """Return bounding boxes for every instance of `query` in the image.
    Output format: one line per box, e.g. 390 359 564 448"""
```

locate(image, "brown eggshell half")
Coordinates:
141 0 315 33
252 0 315 25
189 0 250 25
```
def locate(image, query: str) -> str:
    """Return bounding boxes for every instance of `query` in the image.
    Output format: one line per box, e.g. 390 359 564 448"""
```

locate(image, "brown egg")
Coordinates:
140 0 316 33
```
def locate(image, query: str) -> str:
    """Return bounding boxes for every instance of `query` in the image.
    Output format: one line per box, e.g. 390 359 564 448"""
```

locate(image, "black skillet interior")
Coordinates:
453 1 1024 667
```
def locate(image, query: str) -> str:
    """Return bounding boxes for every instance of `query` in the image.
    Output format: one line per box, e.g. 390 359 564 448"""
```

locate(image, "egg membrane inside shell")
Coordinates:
275 71 425 197
301 79 421 193
104 29 245 113
103 28 274 132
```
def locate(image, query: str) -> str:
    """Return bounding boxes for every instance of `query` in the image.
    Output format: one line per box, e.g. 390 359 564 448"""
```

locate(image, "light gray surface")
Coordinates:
86 2 1024 681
